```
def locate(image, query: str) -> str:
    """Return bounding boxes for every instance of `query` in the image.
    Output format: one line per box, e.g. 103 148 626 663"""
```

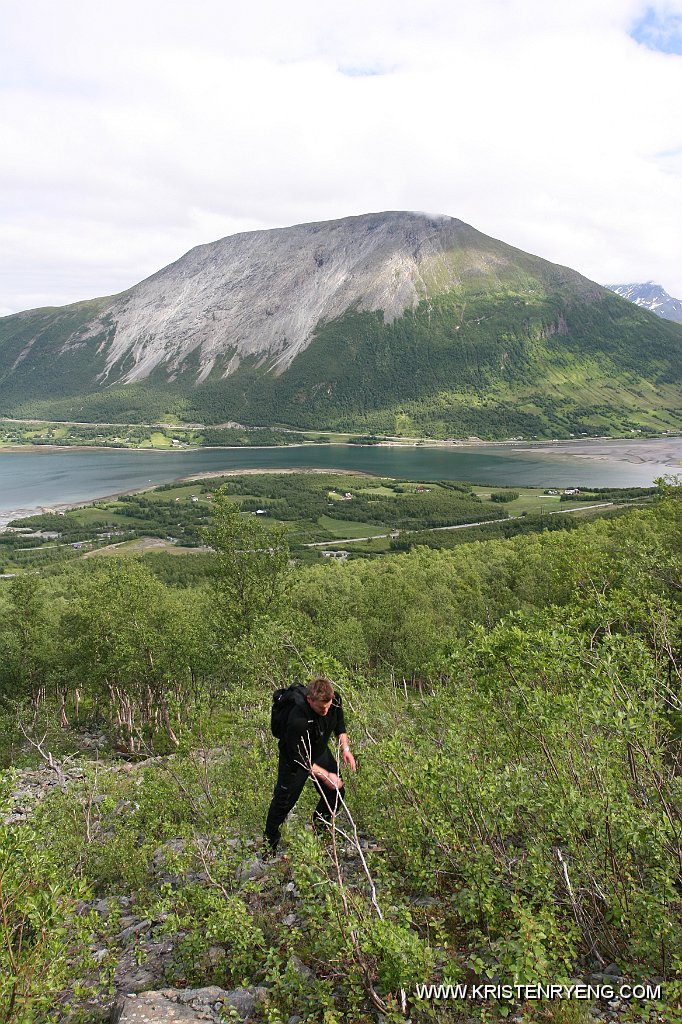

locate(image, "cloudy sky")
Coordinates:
2 0 682 316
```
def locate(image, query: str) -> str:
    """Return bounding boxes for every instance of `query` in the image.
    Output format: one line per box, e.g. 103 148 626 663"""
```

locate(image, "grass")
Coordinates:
325 535 393 553
315 516 388 539
84 538 206 557
476 490 562 515
68 503 130 522
138 485 212 504
327 485 396 501
472 487 596 515
143 431 173 449
69 507 145 529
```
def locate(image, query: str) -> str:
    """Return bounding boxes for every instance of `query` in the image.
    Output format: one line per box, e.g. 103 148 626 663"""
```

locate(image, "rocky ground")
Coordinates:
113 986 268 1023
2 744 671 1024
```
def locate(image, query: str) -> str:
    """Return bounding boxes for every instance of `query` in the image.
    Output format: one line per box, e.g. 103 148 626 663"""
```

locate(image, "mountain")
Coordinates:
605 282 682 323
2 211 682 439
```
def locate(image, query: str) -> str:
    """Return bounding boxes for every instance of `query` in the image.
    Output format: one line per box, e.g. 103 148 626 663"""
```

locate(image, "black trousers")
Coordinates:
264 746 345 848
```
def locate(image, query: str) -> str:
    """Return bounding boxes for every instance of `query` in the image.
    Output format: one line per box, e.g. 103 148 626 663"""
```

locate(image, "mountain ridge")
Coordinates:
2 211 682 439
3 211 605 387
605 281 682 323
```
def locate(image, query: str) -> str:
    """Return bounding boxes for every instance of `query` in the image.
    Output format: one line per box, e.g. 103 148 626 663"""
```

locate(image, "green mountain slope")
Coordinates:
1 213 682 437
188 288 682 437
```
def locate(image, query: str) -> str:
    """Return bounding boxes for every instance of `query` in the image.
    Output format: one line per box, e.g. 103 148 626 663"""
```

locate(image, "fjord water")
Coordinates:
0 440 680 527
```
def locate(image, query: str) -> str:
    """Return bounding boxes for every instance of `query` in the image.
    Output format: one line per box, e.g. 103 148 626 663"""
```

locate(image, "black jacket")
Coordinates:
281 691 347 771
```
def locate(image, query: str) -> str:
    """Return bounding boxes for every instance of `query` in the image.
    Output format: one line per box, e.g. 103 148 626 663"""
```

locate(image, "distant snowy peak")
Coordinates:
606 282 682 323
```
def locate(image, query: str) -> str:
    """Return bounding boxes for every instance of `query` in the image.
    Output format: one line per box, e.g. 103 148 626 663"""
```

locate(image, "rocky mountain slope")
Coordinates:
606 282 682 323
1 212 599 386
2 212 682 438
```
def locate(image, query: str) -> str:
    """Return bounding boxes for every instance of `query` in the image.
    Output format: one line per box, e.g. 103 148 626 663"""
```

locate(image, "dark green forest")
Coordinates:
1 482 681 1022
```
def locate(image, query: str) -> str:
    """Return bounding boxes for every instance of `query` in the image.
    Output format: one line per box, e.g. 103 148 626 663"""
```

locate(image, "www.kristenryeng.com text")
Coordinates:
414 982 662 1002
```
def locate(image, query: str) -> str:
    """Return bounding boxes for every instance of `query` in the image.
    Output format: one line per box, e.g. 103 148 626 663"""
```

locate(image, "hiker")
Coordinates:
264 676 357 854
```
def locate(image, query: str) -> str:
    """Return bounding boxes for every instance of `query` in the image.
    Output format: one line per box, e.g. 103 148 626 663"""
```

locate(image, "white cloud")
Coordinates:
2 0 682 313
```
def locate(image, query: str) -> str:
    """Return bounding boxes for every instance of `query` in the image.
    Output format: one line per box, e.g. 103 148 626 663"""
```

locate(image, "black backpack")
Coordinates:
270 684 308 738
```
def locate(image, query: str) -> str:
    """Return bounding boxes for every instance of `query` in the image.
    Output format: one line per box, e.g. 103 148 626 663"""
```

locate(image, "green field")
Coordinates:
0 419 299 449
0 472 656 576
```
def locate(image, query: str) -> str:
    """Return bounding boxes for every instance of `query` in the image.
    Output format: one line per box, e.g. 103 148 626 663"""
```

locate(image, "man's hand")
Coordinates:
342 748 357 772
338 733 357 772
322 772 343 790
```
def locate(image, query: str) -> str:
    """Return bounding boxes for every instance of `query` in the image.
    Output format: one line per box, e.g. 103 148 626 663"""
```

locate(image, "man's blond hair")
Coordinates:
308 676 334 702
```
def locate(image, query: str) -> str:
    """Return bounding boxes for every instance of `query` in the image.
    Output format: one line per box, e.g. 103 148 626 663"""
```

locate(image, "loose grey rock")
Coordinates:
287 955 314 981
153 838 188 868
95 898 111 920
235 856 266 883
91 213 466 388
115 985 267 1023
115 967 160 995
409 896 439 908
113 934 177 996
118 915 138 929
115 990 205 1023
2 765 80 822
119 918 152 941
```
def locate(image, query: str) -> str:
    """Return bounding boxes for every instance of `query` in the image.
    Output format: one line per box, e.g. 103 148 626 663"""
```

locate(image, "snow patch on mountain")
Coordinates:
606 282 682 323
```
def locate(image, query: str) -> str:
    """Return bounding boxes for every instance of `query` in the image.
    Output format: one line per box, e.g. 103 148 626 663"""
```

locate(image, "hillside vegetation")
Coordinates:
0 482 681 1022
4 289 682 439
186 291 682 438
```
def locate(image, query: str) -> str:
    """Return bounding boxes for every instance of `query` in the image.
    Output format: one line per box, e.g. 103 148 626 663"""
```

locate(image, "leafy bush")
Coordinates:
490 490 520 502
0 782 93 1023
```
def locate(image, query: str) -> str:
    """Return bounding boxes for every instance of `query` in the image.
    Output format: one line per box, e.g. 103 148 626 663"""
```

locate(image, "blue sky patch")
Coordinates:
338 65 392 77
631 6 682 54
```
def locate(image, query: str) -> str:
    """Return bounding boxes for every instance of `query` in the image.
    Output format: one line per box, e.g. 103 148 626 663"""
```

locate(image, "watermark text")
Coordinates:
414 982 662 1002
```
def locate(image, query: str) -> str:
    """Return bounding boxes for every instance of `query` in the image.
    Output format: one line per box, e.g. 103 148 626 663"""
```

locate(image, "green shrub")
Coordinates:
490 490 520 502
0 782 93 1023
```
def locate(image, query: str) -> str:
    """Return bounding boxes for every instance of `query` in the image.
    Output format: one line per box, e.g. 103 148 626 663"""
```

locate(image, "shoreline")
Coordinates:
1 436 680 529
0 467 377 530
1 431 681 460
